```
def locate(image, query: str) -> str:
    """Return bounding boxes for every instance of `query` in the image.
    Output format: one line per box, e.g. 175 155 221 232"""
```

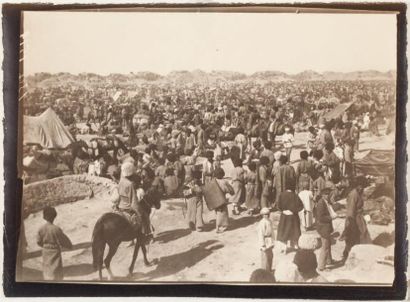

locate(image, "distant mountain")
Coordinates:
294 70 325 81
132 71 163 81
209 70 247 81
25 69 396 90
251 71 292 82
323 70 396 81
166 69 210 84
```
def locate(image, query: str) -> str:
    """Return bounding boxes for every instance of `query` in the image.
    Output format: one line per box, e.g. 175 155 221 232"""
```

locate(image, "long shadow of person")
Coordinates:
201 215 257 233
64 263 96 277
227 215 257 232
154 228 192 244
133 239 224 281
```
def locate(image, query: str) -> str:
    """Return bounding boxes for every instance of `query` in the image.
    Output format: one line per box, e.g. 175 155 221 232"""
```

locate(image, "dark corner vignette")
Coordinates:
2 2 408 299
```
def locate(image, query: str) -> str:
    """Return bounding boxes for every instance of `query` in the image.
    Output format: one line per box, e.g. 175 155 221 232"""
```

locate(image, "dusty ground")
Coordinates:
21 127 395 284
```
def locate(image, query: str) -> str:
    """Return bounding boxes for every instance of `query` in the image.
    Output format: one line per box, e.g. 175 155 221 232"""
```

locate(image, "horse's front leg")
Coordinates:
128 239 140 276
141 243 153 266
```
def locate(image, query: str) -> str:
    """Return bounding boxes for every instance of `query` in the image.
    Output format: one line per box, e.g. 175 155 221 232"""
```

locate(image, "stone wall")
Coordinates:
23 175 119 213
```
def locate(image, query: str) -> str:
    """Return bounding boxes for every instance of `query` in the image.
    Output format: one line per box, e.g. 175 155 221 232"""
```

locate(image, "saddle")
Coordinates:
113 208 141 230
113 208 152 237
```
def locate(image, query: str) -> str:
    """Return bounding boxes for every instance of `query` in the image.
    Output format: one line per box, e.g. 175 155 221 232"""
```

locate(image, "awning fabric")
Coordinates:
23 108 75 149
324 102 354 120
354 149 395 176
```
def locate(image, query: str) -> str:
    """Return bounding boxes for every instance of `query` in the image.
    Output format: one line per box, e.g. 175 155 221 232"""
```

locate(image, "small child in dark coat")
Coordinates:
37 206 73 280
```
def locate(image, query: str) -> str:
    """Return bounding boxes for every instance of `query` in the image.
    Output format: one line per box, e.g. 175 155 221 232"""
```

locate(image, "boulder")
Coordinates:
344 244 388 271
372 231 395 248
365 196 395 225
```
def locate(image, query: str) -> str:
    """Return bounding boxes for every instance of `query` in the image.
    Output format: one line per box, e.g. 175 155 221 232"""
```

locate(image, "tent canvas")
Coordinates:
324 101 354 120
354 149 394 176
23 108 75 149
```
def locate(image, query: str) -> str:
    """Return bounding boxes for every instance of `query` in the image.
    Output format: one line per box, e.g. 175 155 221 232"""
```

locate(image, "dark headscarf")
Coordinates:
293 250 318 274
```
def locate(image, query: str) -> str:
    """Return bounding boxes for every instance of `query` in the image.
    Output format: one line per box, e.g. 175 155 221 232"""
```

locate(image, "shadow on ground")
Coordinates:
228 215 258 232
154 228 192 244
130 239 224 281
65 263 96 277
24 241 92 260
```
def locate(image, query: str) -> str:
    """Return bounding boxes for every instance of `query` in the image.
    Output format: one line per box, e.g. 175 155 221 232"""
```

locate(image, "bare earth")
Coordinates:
21 128 395 284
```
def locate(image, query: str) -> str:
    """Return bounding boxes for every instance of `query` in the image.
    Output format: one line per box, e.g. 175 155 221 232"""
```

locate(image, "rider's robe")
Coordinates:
114 177 146 231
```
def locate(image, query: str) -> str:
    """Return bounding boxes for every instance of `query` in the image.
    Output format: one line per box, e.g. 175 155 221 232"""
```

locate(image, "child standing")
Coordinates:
281 126 294 163
298 183 315 231
36 206 73 280
257 207 275 271
230 157 246 215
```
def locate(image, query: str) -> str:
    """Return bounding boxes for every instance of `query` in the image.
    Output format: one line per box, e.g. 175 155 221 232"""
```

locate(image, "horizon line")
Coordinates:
25 68 397 77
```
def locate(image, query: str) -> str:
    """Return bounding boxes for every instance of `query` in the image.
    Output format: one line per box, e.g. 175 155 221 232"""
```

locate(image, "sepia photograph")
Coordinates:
15 8 398 286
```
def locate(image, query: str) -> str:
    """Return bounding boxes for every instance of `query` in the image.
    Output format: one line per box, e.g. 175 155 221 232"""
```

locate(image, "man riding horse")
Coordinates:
92 161 162 280
112 162 152 241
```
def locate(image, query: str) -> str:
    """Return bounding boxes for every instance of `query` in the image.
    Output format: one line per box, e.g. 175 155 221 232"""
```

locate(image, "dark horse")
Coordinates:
91 186 162 280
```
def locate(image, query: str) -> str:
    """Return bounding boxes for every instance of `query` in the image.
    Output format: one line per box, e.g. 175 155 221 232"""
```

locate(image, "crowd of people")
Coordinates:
24 79 395 134
22 78 396 282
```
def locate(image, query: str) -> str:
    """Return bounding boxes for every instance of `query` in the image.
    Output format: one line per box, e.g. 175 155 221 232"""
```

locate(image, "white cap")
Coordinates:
121 162 135 177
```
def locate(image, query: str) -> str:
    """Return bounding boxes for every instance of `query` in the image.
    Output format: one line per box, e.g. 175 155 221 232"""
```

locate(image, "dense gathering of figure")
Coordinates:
21 78 395 282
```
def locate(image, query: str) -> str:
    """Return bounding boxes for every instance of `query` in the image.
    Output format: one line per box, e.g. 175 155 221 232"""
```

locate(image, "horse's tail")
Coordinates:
91 216 106 269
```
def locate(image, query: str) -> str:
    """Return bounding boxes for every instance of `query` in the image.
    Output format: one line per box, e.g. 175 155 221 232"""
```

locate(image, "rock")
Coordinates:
365 196 394 225
372 231 395 248
375 196 394 212
344 244 387 271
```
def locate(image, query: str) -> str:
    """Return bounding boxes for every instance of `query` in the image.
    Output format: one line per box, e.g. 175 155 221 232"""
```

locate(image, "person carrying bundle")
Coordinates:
203 167 234 234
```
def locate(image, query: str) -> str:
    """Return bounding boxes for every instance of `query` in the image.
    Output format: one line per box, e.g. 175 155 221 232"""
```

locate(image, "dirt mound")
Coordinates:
23 175 118 213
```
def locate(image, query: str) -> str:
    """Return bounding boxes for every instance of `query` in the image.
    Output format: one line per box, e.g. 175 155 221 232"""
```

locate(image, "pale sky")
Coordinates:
23 11 397 75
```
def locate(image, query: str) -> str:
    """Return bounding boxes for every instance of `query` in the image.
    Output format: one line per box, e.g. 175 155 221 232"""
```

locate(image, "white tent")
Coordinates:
23 108 75 149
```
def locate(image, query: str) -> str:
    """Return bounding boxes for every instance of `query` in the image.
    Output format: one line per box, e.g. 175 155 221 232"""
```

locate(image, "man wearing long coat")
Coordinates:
273 155 296 204
316 188 336 270
341 177 371 261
